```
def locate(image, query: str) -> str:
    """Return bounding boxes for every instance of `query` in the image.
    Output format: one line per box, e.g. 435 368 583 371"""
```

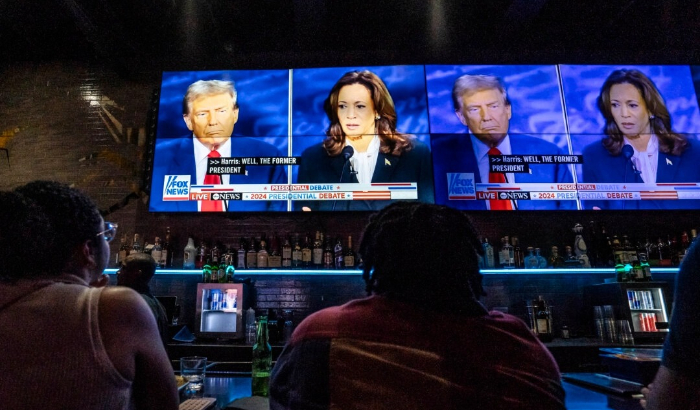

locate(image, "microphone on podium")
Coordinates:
621 145 642 179
333 146 356 211
342 145 354 162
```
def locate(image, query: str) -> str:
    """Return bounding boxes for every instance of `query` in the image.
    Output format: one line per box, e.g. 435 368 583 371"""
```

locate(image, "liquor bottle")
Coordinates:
183 237 196 269
638 253 652 281
209 243 220 282
130 233 142 255
162 226 174 268
611 235 625 265
535 247 547 268
322 235 334 269
267 235 282 268
533 296 553 342
563 245 581 268
246 237 258 269
524 247 539 269
622 235 637 265
497 238 506 267
291 234 302 269
679 231 690 263
195 240 208 270
257 236 269 269
334 236 344 269
312 231 323 268
500 236 514 268
301 234 312 268
221 245 235 283
615 252 630 282
630 254 643 282
237 238 247 269
281 236 292 268
482 238 495 268
151 237 163 268
201 255 212 283
548 246 564 268
657 237 671 267
511 236 523 268
116 234 129 267
252 315 272 397
344 235 356 269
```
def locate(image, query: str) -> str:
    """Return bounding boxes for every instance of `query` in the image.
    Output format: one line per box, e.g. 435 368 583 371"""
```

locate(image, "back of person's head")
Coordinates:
0 191 55 281
13 181 103 277
358 202 485 311
118 253 157 287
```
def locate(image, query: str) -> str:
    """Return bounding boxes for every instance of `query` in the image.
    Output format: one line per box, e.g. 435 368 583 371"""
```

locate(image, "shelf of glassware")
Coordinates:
103 267 680 276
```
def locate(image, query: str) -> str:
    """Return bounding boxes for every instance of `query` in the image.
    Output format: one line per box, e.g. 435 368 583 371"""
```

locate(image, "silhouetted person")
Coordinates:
269 202 565 409
0 181 178 410
118 253 169 344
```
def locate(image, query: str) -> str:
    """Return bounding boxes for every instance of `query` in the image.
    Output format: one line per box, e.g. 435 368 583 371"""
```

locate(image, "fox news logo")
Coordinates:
447 173 476 200
163 175 190 200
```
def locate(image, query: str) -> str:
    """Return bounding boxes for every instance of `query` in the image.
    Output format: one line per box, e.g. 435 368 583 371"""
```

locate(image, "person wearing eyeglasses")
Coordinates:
117 253 169 344
0 181 178 410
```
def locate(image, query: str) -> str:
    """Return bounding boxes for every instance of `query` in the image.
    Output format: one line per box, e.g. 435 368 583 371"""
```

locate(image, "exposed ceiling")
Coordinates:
2 0 699 78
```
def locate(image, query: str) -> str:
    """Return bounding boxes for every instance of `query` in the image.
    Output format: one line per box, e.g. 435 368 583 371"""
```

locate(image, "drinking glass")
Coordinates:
617 320 635 345
180 356 207 390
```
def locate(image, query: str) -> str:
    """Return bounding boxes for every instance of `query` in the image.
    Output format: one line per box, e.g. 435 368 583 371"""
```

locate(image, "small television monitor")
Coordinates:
194 283 245 340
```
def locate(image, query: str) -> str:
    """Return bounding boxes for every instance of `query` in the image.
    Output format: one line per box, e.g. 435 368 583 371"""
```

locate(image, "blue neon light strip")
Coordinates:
103 267 679 276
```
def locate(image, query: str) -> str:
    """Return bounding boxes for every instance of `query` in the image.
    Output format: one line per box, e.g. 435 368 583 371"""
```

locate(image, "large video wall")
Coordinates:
150 64 700 212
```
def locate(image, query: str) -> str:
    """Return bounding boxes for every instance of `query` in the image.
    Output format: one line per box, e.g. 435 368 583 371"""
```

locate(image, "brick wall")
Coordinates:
1 60 690 336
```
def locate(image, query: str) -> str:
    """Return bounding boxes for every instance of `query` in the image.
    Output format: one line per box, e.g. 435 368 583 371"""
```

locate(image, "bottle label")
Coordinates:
302 249 312 262
344 255 355 268
536 318 549 334
312 249 323 264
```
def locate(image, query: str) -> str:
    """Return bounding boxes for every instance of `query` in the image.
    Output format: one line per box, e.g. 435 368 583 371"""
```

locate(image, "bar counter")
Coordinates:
182 375 643 409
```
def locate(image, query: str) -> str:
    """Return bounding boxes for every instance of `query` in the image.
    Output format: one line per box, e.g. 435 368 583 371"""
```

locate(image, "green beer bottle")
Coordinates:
252 315 272 397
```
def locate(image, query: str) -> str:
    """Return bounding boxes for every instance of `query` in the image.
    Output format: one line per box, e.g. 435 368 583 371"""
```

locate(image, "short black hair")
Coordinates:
358 202 485 311
0 191 55 281
13 181 102 276
122 253 157 282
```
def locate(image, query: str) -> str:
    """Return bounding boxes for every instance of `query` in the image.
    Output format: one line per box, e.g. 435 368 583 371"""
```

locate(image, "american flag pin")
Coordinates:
666 158 673 165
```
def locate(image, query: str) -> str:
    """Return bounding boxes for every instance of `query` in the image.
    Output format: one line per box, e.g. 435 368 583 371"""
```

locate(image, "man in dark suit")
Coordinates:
150 80 287 212
432 74 574 210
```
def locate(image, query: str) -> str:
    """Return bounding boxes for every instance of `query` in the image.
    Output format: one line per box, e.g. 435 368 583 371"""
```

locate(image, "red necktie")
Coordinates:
487 147 513 211
202 150 223 212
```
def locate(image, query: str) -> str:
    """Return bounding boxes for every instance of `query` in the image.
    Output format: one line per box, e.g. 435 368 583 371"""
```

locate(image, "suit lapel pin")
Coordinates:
385 158 391 166
666 158 673 165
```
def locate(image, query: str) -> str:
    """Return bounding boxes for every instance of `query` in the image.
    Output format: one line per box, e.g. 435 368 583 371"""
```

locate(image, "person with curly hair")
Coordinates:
270 202 565 409
0 181 178 409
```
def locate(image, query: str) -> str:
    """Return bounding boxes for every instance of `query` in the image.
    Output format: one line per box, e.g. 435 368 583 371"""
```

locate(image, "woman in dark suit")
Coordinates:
294 70 434 211
581 69 700 209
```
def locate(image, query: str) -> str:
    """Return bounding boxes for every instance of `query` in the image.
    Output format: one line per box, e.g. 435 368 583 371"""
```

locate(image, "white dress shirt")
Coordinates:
624 135 659 184
347 135 380 185
193 136 232 211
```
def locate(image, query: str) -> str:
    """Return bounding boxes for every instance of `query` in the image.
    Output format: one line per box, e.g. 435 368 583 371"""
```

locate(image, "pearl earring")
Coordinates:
375 114 381 121
650 115 655 120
